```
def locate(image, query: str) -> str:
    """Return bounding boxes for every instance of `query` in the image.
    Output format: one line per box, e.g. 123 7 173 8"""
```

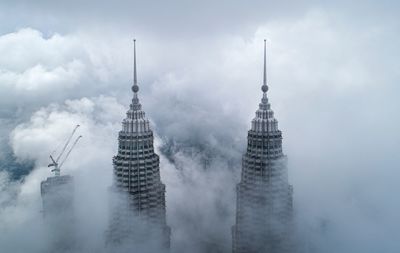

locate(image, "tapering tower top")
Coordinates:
122 39 150 133
262 39 268 93
132 39 139 93
251 39 279 133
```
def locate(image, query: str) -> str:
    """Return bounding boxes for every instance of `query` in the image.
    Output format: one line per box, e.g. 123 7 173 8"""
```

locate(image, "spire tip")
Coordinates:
132 38 139 93
262 39 268 93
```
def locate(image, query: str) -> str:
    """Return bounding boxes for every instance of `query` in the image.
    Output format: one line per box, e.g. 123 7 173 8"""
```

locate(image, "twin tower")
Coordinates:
107 40 294 253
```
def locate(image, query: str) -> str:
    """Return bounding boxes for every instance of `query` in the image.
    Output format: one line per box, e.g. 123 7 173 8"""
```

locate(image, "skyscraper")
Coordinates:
41 175 76 252
232 40 293 253
41 126 81 252
41 175 74 219
107 40 171 250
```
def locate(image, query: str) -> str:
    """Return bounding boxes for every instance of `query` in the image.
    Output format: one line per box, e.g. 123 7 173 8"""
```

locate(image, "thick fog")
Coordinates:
0 1 400 252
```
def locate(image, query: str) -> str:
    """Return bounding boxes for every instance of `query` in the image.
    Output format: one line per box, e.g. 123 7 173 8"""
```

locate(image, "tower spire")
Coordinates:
132 39 139 93
262 39 268 93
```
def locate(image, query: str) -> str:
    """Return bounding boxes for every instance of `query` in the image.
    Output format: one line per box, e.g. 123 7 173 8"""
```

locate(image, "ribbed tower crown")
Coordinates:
251 39 279 133
123 39 150 133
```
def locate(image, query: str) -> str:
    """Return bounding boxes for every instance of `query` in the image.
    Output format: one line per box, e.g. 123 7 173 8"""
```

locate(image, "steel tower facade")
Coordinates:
107 40 170 250
232 40 293 253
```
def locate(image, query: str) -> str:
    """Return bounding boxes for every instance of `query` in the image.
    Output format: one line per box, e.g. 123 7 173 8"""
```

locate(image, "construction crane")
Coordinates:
48 124 82 176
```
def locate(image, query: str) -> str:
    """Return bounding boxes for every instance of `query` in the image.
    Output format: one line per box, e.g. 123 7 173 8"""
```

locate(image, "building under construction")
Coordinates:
41 175 74 218
107 40 170 250
232 40 294 253
40 125 81 252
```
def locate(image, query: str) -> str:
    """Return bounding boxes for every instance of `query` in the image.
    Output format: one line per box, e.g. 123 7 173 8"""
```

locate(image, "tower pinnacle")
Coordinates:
262 39 268 93
132 39 139 93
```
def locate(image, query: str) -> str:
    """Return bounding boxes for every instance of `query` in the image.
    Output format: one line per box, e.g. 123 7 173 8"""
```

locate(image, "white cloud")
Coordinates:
3 94 239 252
0 28 132 115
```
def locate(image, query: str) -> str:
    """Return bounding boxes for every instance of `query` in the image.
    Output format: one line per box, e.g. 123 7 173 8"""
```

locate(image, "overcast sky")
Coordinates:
0 1 400 253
